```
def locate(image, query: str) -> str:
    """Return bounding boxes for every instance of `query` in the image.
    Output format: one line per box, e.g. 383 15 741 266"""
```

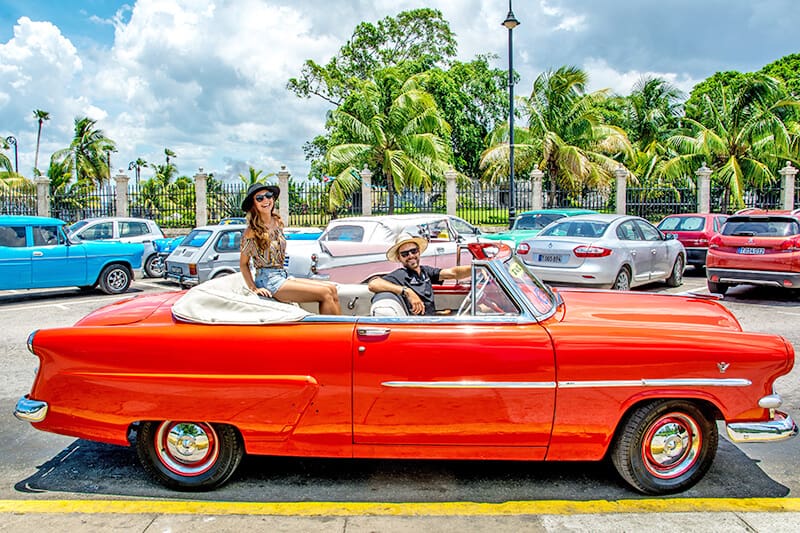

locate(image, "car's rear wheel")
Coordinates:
136 421 243 491
97 263 132 294
707 280 729 295
611 267 631 290
611 400 717 495
144 254 165 278
665 255 684 287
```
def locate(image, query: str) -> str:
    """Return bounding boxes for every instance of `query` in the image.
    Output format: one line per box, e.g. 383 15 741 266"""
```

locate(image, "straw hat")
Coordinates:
386 232 428 262
241 183 280 212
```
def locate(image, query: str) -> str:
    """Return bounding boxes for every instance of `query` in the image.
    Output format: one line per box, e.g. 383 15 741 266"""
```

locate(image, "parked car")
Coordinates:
515 214 685 290
286 214 482 283
657 213 728 270
0 215 143 294
706 209 800 294
164 224 245 287
481 208 597 247
67 216 165 278
15 245 796 494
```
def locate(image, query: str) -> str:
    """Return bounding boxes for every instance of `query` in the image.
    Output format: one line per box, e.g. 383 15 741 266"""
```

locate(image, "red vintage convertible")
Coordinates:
14 244 797 494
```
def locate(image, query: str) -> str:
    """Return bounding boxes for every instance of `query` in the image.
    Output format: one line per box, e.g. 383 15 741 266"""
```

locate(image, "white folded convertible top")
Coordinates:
171 273 311 324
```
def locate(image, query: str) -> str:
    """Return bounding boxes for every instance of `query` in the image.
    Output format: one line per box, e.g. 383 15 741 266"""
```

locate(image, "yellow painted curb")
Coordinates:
0 498 798 516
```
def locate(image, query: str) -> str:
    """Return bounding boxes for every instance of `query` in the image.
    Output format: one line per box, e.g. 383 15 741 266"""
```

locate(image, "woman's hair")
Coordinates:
246 207 283 250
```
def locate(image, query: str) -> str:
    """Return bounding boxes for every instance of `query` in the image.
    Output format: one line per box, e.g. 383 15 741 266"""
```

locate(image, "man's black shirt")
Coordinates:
381 265 442 315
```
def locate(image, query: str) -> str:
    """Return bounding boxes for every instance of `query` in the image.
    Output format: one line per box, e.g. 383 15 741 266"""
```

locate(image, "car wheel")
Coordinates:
611 267 631 290
97 264 132 295
611 400 717 495
144 254 165 278
211 271 232 279
136 421 244 491
665 255 684 287
707 280 729 295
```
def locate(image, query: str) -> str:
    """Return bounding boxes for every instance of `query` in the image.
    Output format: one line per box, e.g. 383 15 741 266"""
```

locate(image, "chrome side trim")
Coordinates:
557 378 752 388
14 396 48 423
382 381 556 389
726 411 798 443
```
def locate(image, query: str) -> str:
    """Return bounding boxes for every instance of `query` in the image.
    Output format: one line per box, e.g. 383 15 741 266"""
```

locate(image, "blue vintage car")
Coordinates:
0 215 144 295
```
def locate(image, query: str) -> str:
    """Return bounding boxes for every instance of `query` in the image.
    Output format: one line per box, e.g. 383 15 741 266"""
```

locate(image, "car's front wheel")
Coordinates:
611 400 717 495
136 421 244 491
144 254 165 278
97 263 133 294
665 255 684 287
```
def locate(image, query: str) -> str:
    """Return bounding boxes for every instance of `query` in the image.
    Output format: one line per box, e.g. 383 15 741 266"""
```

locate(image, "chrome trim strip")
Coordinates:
726 411 798 443
14 396 48 423
382 381 556 389
558 378 752 388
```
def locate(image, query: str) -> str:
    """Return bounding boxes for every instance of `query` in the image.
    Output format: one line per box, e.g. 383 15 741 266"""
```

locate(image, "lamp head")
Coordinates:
502 10 520 29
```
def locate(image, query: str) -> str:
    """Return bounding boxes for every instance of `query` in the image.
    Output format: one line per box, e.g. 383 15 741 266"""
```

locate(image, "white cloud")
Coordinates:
583 58 700 96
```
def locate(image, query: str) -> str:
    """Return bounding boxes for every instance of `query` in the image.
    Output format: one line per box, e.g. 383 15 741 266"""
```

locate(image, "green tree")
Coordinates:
760 53 800 98
481 66 632 206
238 166 275 187
32 109 50 176
129 157 149 185
52 117 116 185
664 74 799 211
288 8 457 106
325 68 452 213
625 76 684 151
0 140 22 189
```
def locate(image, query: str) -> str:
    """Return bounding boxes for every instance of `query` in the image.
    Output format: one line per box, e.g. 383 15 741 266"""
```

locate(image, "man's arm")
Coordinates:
367 276 405 296
438 264 471 281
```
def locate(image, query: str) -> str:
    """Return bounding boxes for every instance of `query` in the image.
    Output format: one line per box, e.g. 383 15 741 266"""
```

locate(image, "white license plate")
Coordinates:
538 254 566 263
170 266 182 273
737 247 765 255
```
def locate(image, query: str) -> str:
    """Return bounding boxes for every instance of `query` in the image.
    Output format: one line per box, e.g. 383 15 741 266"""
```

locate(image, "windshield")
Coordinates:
67 220 89 234
513 213 563 231
539 219 609 238
502 256 557 315
722 218 800 237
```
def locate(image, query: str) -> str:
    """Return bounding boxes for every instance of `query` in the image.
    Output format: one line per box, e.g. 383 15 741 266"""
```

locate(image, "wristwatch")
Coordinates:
400 287 407 298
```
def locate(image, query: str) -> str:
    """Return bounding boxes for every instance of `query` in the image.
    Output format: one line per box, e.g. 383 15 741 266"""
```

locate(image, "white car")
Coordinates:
68 216 165 278
286 214 482 283
515 213 685 290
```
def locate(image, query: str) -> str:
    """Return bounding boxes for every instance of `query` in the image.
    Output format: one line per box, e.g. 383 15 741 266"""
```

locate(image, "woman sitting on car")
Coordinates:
239 183 340 315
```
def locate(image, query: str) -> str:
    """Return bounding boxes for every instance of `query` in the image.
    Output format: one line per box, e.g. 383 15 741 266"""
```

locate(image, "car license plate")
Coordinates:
538 254 565 263
737 247 765 255
171 266 182 273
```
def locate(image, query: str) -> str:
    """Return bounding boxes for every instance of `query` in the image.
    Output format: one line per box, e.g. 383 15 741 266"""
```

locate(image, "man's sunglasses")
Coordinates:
398 247 420 258
255 192 274 202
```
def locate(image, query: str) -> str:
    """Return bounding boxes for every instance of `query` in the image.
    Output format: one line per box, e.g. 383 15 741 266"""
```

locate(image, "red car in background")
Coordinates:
706 209 800 294
657 213 728 270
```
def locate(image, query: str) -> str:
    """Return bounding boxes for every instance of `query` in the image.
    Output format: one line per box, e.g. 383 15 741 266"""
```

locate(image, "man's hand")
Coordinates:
405 289 425 315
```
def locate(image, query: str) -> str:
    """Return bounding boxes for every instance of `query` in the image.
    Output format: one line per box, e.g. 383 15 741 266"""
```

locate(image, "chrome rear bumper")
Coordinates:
726 411 797 443
14 396 48 423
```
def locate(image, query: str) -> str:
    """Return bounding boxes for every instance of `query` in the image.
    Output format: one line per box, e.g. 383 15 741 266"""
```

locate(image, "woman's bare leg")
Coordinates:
274 278 340 315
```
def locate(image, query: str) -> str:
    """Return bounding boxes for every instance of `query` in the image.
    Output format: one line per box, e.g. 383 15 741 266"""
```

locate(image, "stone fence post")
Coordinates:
194 169 208 227
277 166 290 224
360 166 373 216
779 161 797 211
114 172 129 217
445 168 458 216
695 162 712 214
35 177 50 217
530 166 544 210
614 167 628 215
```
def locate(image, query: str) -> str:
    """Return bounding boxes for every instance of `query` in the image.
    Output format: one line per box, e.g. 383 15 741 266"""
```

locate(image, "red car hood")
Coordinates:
75 292 184 326
554 288 743 332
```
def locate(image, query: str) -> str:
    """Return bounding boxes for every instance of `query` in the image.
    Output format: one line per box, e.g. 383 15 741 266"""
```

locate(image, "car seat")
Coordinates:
369 292 409 316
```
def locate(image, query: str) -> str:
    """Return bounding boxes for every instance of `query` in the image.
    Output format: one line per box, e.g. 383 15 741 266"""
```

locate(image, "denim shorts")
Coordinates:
255 267 289 294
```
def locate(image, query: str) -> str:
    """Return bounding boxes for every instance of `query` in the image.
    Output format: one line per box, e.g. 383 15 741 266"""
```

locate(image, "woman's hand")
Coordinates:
251 286 273 298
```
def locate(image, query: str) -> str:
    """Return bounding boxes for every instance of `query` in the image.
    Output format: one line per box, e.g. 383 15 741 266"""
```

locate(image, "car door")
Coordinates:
634 219 670 279
30 224 88 287
615 220 651 283
352 308 555 448
0 224 31 288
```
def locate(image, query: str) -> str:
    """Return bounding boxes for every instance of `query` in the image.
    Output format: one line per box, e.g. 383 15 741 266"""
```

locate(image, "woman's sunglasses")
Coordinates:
255 192 274 202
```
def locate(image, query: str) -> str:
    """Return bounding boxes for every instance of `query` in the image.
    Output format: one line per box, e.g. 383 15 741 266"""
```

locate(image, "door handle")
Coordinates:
651 249 657 255
357 327 390 337
437 247 445 253
33 251 43 257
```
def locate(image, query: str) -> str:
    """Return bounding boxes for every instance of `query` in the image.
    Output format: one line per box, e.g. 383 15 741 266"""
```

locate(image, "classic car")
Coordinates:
68 216 165 278
516 214 685 290
0 215 143 295
657 213 729 270
14 243 796 494
481 208 597 247
286 214 482 283
706 209 800 294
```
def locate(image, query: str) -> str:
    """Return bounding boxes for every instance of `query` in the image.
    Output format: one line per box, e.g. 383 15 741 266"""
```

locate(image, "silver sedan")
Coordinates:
515 214 686 290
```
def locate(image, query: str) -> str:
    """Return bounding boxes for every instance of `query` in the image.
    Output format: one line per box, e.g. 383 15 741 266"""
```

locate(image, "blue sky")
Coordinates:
1 0 798 183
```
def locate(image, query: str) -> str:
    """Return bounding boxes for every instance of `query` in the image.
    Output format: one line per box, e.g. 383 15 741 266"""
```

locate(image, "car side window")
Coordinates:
120 221 147 237
323 225 364 242
616 221 640 241
0 226 26 247
215 230 243 252
634 220 662 241
450 217 479 236
32 225 61 246
82 222 114 240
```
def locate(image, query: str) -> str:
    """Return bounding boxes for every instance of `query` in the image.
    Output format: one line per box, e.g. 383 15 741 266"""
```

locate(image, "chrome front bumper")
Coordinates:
726 411 797 443
14 396 48 423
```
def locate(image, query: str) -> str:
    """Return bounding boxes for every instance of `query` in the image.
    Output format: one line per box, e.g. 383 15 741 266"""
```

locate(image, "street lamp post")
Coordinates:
5 136 18 174
503 1 520 229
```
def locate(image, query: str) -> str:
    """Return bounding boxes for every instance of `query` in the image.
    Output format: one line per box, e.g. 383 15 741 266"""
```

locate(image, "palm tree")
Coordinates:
480 66 632 207
165 148 176 166
0 141 22 190
32 109 50 176
625 77 683 152
238 166 275 187
52 117 116 185
128 157 148 186
663 74 800 211
325 68 453 213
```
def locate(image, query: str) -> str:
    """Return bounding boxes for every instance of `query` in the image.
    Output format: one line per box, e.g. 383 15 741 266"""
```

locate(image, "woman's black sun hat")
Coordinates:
241 183 280 212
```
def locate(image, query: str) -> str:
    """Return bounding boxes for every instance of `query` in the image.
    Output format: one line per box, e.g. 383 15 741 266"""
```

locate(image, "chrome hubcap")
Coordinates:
155 421 219 476
642 413 701 479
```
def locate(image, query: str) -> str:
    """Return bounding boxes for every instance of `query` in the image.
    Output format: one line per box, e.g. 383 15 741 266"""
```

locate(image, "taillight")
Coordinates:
779 237 800 251
708 235 722 249
189 264 197 275
516 242 530 255
573 245 612 258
